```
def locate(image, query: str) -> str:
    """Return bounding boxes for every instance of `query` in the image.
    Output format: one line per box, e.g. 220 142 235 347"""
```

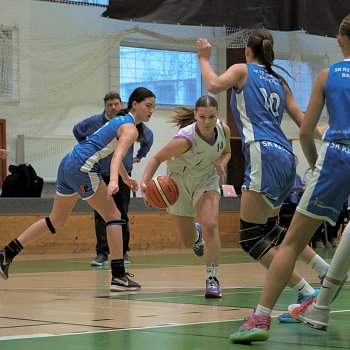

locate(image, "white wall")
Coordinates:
0 0 343 196
0 0 223 197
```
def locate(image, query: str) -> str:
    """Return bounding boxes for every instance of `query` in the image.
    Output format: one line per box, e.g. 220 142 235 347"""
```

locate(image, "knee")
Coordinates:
200 220 217 239
239 219 272 260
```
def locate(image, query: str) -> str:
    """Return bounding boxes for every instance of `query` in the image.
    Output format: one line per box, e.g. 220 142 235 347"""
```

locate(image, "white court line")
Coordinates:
0 318 245 341
1 309 350 341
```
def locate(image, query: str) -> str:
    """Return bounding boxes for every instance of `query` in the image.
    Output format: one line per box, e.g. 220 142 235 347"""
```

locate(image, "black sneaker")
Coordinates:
123 253 130 264
90 254 108 267
110 272 141 292
0 250 12 280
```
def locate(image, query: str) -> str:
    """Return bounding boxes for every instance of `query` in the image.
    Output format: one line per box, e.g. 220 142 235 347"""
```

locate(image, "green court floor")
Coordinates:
1 248 349 350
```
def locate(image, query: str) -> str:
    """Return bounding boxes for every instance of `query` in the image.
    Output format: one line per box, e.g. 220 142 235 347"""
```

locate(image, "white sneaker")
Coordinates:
288 299 330 331
325 241 333 249
315 241 324 248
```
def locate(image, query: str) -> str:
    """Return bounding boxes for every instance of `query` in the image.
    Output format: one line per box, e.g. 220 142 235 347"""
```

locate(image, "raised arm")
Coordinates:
197 38 248 94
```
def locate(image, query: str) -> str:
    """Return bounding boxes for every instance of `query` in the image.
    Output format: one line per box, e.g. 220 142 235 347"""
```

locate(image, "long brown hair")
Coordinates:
247 28 293 90
169 95 218 129
339 14 350 37
118 87 156 141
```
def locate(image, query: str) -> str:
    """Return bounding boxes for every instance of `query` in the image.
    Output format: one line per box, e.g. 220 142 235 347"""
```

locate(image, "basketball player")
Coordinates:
286 14 350 332
197 28 332 328
141 95 231 298
0 87 156 292
73 91 154 267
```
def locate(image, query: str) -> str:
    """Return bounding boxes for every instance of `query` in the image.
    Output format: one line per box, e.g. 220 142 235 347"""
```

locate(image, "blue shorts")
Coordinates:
242 141 296 208
297 142 350 225
56 153 102 200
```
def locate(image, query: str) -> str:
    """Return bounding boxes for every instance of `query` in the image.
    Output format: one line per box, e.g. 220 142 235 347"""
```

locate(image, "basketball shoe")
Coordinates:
193 223 205 257
278 288 320 323
229 312 271 343
90 254 108 267
289 298 329 331
0 250 12 280
205 277 222 298
110 272 141 292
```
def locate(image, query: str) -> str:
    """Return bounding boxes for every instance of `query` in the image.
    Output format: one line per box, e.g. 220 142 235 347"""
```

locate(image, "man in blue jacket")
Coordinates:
73 91 153 265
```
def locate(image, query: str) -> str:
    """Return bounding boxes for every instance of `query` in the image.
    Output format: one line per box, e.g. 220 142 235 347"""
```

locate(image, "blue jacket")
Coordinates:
72 111 153 175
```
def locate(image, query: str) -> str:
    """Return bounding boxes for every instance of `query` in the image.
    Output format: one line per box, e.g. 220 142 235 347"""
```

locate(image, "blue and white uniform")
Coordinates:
297 60 350 225
167 120 227 217
230 63 295 208
72 111 153 175
56 114 135 199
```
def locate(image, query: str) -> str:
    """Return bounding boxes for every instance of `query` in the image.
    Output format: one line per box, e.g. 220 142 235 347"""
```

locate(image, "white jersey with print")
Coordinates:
167 120 227 178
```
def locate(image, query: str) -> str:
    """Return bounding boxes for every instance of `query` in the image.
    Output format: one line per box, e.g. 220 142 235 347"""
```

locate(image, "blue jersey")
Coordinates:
230 64 291 152
56 114 135 199
71 114 135 173
323 60 350 142
72 112 153 175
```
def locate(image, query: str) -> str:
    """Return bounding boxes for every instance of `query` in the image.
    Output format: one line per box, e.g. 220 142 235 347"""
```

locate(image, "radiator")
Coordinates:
16 135 77 182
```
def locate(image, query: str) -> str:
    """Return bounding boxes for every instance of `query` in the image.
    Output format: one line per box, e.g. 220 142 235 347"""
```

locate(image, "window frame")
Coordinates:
0 26 19 104
116 38 215 108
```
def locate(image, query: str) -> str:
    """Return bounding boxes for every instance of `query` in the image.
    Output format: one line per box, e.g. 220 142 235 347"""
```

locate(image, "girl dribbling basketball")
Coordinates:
141 95 231 298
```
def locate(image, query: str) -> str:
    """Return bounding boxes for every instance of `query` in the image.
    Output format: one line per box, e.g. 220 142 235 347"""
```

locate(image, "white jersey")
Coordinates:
167 120 227 178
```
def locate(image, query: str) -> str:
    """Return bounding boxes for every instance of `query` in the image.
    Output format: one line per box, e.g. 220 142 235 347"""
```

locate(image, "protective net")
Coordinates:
0 0 342 101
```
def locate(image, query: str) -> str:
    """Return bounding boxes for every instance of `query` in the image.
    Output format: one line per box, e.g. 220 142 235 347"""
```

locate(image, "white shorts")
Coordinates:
166 169 220 217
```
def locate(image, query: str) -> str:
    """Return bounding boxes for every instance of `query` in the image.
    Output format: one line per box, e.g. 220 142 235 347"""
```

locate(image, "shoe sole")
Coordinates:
278 313 300 323
110 286 141 292
90 261 108 267
289 306 328 331
193 223 205 257
0 270 8 280
294 315 328 331
205 293 222 298
229 329 269 343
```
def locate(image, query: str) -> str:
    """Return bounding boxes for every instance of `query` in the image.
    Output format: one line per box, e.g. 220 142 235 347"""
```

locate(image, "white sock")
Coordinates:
318 225 350 306
309 254 329 278
292 278 315 296
256 304 272 315
206 265 218 279
318 279 338 307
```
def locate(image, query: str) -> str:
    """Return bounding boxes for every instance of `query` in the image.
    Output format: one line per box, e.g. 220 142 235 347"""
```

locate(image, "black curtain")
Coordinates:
102 0 350 37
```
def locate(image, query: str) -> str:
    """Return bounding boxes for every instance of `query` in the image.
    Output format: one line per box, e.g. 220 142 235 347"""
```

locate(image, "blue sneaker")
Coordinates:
193 223 205 257
205 277 222 298
319 269 347 303
229 312 271 343
278 289 320 323
297 288 320 304
278 312 300 323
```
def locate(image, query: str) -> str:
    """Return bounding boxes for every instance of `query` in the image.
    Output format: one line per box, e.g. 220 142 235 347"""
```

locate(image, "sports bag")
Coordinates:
1 163 43 197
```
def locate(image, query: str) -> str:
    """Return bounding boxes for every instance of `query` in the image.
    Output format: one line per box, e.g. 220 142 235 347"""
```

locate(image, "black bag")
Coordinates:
1 163 44 197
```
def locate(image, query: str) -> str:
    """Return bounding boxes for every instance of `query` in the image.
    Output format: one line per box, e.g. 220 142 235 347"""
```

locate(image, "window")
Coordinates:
44 0 108 5
120 46 202 106
275 59 314 112
0 27 19 102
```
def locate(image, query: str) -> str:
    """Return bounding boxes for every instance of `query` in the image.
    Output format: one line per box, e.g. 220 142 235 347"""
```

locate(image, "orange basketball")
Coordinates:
145 175 179 209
